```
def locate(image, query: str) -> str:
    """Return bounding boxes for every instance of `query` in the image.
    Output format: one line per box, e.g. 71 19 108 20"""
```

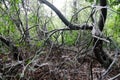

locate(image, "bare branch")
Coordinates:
39 0 93 30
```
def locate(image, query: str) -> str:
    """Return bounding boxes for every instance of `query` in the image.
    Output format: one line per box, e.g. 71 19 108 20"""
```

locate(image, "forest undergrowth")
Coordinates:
0 44 119 80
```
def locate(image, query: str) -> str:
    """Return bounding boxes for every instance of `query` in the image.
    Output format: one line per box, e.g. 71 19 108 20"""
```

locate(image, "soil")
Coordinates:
0 46 118 80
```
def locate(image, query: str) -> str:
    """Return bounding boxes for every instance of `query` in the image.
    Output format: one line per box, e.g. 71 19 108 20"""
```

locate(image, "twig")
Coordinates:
108 73 120 80
92 35 110 43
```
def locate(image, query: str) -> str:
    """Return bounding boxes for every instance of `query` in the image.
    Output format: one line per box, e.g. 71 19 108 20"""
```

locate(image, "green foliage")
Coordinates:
0 0 120 50
85 0 99 4
108 0 120 6
63 31 78 45
106 10 120 46
107 0 120 46
85 0 94 2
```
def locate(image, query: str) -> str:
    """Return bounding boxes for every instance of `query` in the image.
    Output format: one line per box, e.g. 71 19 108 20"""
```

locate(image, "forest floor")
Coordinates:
0 46 118 80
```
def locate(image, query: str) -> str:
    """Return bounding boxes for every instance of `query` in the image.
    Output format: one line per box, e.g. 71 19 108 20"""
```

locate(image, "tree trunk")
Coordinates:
93 0 113 69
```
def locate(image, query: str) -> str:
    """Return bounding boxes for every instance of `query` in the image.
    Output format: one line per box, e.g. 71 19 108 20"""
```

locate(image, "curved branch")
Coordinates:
39 0 92 30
